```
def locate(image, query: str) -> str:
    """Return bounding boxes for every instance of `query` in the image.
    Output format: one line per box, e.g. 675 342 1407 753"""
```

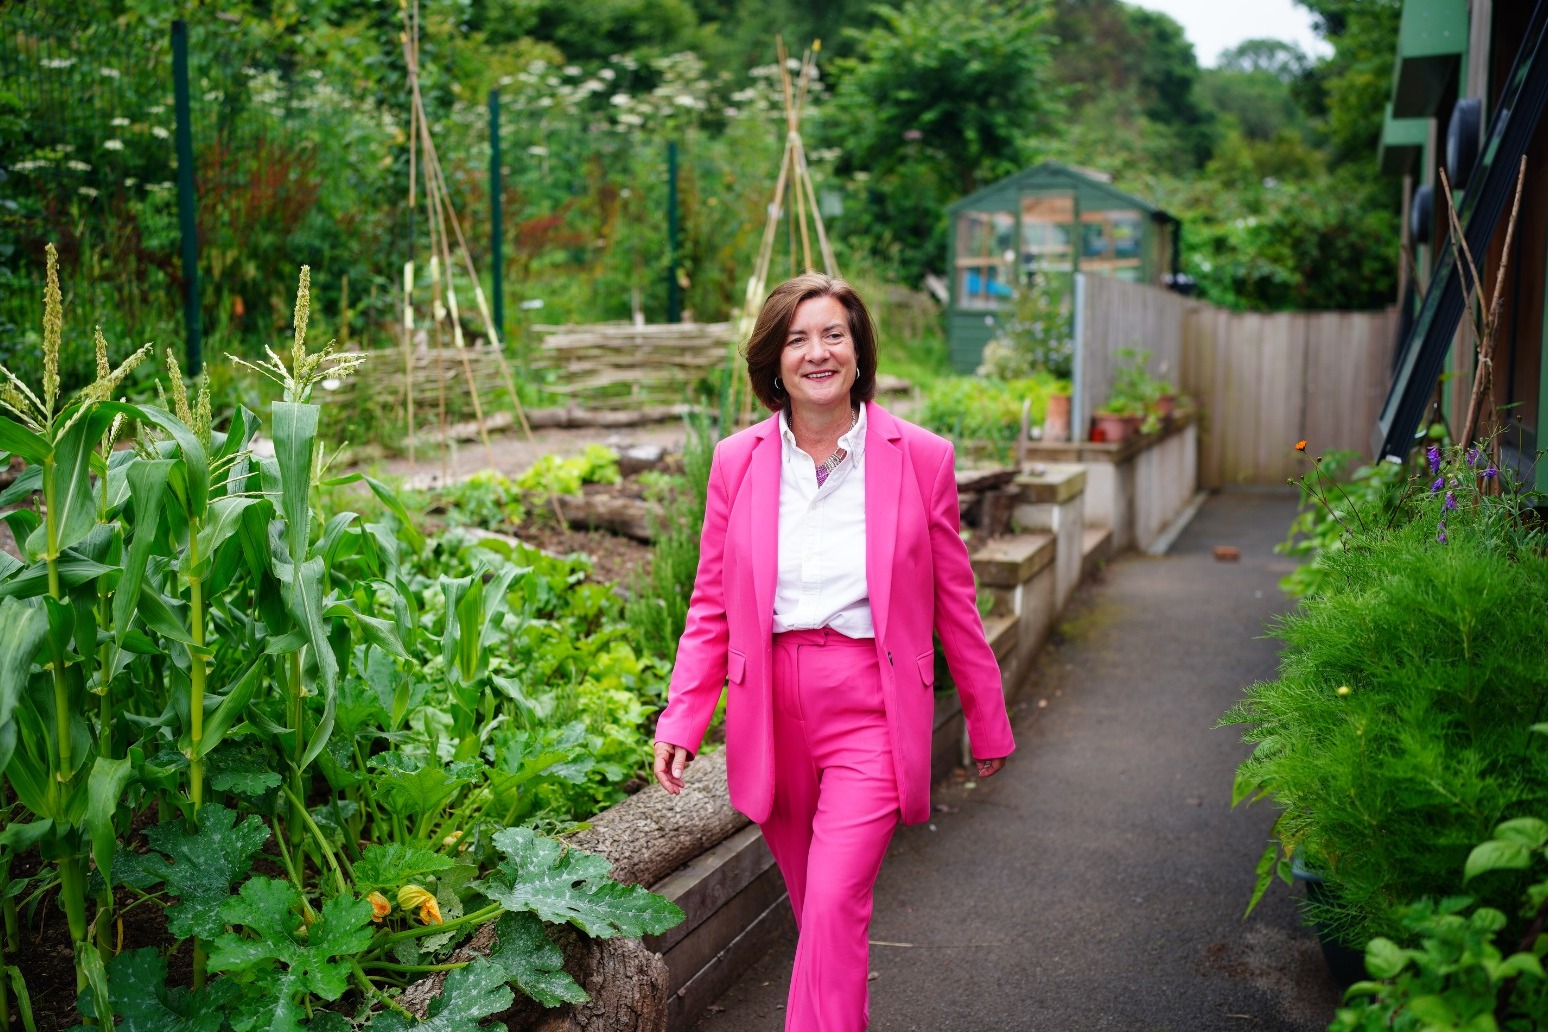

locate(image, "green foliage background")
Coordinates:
2 0 1403 398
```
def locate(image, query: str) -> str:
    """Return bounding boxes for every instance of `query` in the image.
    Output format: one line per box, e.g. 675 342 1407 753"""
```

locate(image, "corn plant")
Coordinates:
0 244 149 1011
0 253 680 1028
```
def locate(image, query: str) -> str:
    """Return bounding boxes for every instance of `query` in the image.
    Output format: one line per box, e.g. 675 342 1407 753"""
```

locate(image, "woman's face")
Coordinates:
780 295 857 416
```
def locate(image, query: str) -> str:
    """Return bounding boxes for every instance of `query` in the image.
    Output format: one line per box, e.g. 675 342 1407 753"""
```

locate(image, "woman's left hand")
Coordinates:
974 757 1005 779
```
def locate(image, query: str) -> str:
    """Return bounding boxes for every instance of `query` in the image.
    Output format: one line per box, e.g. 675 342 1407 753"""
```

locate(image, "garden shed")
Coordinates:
945 162 1180 371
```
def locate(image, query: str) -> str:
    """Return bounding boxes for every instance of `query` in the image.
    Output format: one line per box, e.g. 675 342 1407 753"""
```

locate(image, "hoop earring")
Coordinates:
774 376 784 392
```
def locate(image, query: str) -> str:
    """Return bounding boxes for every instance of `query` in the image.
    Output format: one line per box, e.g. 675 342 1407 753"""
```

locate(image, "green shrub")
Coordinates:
1276 448 1406 597
1331 814 1548 1029
1223 443 1548 949
976 271 1074 381
913 372 1068 462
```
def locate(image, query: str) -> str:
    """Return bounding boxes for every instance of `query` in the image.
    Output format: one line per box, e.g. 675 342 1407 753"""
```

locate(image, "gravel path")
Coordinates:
693 489 1342 1032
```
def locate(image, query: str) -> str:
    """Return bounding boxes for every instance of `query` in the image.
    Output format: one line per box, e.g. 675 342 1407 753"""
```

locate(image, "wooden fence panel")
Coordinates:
1181 306 1396 486
1073 275 1191 434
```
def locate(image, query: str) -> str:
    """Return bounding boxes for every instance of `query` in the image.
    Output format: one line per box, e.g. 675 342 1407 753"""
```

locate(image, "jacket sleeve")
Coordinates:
653 440 733 756
928 443 1017 760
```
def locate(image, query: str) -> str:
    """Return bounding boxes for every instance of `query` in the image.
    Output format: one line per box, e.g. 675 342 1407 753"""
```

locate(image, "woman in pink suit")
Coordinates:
652 274 1015 1031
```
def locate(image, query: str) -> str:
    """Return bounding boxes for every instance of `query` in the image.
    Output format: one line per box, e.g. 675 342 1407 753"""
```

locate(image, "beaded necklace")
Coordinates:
810 407 858 487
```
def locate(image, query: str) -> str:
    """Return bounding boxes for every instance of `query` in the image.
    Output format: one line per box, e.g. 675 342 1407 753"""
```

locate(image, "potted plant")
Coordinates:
1220 442 1548 971
1091 405 1133 443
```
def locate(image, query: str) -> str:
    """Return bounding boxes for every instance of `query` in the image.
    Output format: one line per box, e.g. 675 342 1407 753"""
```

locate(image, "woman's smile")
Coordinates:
782 295 857 414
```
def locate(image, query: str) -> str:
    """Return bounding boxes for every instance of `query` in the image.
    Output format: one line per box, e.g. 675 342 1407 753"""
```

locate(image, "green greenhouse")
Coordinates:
945 161 1181 371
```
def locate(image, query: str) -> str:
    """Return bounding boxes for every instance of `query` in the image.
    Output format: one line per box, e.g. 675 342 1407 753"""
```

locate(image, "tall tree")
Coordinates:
1293 0 1403 167
1046 0 1216 169
822 0 1059 283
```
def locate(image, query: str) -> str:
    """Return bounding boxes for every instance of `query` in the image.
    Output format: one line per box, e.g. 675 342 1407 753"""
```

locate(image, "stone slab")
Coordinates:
971 533 1055 588
1014 464 1087 504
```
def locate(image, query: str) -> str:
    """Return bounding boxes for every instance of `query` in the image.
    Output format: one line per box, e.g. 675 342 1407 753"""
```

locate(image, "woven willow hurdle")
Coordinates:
529 321 737 404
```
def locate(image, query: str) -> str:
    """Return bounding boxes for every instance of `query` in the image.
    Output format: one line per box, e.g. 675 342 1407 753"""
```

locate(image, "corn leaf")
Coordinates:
192 496 264 580
111 458 174 639
86 753 137 891
322 473 424 555
138 406 208 515
45 406 118 555
324 598 407 660
192 653 265 759
0 552 115 600
317 511 358 568
270 402 318 563
0 414 47 465
0 463 41 507
0 597 47 750
474 827 684 938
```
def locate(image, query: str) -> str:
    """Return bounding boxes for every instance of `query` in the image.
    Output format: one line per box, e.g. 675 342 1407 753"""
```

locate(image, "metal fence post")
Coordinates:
488 88 504 344
667 140 680 323
172 20 202 375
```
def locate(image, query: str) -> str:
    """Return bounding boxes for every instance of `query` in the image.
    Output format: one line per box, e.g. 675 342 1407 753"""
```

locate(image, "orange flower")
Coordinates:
367 891 392 923
1295 440 1308 452
398 884 443 925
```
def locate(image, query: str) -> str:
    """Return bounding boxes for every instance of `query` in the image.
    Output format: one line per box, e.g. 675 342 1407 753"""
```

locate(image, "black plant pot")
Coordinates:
1291 857 1369 989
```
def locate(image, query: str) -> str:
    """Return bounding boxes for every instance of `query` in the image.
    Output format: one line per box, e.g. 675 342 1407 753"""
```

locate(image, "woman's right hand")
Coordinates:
653 741 692 795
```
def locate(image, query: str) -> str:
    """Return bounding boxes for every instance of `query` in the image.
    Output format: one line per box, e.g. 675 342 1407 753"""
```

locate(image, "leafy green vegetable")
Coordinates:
79 947 240 1032
351 844 457 893
475 827 683 938
131 805 272 941
208 877 375 1027
485 913 588 1008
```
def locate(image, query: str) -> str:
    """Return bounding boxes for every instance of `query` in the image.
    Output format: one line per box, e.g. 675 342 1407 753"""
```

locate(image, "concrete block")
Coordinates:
1014 464 1086 504
971 533 1055 588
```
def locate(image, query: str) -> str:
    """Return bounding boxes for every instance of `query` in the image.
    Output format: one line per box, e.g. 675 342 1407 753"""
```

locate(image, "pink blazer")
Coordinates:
654 401 1016 826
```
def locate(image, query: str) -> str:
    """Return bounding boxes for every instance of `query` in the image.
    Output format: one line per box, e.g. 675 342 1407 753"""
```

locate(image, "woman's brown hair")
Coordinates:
744 273 878 412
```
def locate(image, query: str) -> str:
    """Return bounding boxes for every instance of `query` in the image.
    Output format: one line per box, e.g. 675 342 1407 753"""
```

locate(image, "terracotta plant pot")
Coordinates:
1042 393 1072 443
1093 413 1130 443
1154 394 1177 419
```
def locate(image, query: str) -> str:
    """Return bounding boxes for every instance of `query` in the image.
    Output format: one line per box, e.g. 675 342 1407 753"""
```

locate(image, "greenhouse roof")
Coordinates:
947 161 1174 220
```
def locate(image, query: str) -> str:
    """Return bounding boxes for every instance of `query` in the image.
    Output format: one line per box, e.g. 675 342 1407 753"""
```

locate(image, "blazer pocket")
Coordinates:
915 650 935 689
727 649 747 685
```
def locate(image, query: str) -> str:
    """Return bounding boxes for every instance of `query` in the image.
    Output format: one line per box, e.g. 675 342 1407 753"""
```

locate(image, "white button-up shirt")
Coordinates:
772 404 873 637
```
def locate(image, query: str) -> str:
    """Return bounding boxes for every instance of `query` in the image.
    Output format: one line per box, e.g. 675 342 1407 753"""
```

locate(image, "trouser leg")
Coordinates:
763 632 899 1032
762 639 820 929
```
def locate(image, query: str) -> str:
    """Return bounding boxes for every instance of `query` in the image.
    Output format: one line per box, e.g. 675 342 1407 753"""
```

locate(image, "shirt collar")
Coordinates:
779 403 867 461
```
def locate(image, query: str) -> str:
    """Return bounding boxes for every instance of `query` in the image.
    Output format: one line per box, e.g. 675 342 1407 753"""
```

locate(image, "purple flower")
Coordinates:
1482 465 1499 479
1466 446 1480 467
1427 445 1441 475
1444 490 1457 511
1431 476 1445 494
1436 520 1448 544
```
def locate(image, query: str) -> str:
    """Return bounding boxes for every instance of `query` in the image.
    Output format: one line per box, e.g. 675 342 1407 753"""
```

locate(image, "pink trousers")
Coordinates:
763 628 900 1032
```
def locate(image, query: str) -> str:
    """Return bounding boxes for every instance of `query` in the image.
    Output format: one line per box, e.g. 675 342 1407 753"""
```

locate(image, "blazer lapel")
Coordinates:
748 416 782 640
865 402 903 644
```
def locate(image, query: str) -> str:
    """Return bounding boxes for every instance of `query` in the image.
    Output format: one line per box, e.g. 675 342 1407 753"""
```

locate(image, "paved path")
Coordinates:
694 490 1342 1032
